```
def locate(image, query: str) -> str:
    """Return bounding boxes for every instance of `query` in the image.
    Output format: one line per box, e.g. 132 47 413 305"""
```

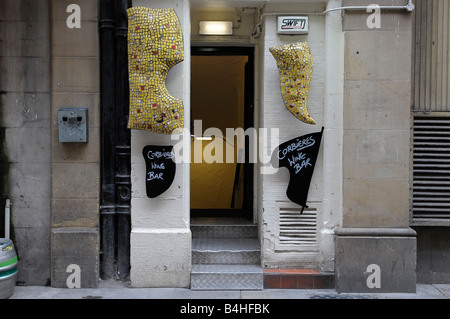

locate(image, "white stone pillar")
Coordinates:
320 0 344 272
129 0 191 288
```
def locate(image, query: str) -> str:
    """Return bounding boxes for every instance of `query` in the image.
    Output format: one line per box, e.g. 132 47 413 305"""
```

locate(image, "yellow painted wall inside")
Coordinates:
190 55 247 209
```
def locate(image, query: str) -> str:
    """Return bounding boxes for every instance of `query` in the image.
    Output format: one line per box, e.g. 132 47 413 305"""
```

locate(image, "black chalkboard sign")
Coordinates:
277 127 324 213
142 145 176 198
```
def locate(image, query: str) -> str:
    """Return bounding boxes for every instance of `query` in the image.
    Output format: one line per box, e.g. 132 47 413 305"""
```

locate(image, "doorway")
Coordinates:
190 46 254 219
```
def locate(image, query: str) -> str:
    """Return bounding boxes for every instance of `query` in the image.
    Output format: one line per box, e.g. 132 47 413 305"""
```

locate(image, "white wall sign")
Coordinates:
277 16 309 34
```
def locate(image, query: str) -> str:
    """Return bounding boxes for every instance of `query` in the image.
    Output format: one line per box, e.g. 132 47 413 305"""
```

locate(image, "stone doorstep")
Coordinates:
263 269 335 289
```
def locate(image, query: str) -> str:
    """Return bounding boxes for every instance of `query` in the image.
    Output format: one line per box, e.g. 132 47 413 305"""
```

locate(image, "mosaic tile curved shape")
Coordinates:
269 42 316 125
127 7 184 134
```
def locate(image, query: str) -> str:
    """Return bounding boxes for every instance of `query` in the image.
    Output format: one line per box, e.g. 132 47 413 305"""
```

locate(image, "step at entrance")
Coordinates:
190 219 263 290
192 238 260 264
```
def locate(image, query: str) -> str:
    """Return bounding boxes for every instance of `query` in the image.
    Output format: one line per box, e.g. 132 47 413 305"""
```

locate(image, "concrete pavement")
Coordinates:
7 282 449 319
7 280 450 299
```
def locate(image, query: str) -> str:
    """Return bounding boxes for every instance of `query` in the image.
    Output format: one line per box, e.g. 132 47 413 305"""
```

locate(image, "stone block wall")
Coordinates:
0 0 423 291
335 0 417 293
50 0 100 288
342 0 412 228
0 0 52 286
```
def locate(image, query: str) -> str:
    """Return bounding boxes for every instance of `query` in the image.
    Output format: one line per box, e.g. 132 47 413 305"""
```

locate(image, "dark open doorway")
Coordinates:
190 46 254 220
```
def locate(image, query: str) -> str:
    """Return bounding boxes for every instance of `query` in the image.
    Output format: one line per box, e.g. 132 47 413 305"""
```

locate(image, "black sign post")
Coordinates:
142 145 176 198
277 127 324 213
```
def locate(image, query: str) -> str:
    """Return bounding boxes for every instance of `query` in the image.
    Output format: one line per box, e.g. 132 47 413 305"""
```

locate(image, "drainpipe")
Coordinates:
99 0 117 280
115 0 131 280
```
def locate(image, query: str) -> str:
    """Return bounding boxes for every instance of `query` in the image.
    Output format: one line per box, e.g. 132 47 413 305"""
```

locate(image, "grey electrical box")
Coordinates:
58 108 88 143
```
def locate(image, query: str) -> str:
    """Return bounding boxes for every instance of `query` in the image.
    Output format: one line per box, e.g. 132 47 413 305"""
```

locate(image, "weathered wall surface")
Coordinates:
0 0 100 288
0 0 428 291
0 0 52 285
335 0 416 293
414 227 450 284
342 0 412 228
49 0 100 288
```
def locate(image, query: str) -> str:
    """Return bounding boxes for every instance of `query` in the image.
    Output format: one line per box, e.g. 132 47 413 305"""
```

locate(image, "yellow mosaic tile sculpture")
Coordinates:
269 42 315 125
127 7 184 134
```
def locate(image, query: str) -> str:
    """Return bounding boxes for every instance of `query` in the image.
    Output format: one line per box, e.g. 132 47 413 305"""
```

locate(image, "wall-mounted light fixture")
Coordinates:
196 136 213 141
190 134 213 141
199 21 233 35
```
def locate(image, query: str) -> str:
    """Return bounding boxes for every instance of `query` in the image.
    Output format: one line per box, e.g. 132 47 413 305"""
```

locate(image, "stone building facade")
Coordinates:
0 0 448 293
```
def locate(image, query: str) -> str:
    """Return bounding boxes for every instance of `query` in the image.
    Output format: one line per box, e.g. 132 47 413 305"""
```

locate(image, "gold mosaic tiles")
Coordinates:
127 7 184 134
269 42 316 125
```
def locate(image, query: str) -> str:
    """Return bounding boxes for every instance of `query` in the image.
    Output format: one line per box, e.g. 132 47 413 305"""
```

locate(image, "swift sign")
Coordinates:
277 16 309 35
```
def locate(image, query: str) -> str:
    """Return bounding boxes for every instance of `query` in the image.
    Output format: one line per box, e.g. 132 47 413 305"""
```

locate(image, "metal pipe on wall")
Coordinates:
323 0 415 13
114 0 131 280
99 0 117 280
